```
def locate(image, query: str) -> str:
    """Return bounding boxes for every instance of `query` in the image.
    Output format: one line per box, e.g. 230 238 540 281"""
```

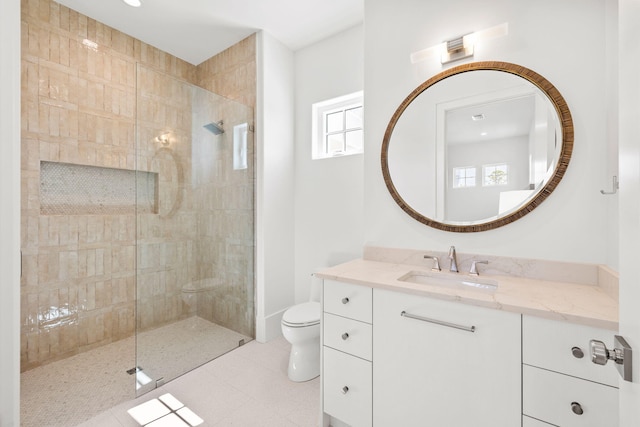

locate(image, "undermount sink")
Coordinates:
398 271 498 291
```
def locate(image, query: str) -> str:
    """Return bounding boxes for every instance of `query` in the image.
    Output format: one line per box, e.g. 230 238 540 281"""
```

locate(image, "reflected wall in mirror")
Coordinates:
382 62 573 232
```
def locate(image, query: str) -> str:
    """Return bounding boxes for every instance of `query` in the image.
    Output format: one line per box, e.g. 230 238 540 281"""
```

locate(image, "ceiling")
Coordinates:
54 0 364 65
446 95 536 145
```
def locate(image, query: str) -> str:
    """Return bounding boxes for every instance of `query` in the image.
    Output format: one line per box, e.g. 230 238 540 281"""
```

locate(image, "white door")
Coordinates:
618 0 640 424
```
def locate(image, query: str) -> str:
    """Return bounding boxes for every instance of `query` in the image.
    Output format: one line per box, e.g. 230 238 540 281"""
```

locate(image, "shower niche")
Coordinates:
40 161 159 215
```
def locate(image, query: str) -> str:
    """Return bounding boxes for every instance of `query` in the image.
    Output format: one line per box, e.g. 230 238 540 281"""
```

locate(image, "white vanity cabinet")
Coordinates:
372 288 522 426
522 316 619 426
321 279 619 427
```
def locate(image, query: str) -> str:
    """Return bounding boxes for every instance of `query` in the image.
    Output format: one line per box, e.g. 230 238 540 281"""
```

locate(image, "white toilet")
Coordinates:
281 301 321 382
281 276 322 382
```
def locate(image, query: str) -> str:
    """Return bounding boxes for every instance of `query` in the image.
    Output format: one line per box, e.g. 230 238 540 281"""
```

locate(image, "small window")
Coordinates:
453 166 476 188
312 91 364 159
483 164 509 186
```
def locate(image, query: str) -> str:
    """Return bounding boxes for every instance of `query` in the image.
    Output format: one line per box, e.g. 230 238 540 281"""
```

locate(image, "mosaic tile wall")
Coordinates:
20 0 257 370
40 161 158 215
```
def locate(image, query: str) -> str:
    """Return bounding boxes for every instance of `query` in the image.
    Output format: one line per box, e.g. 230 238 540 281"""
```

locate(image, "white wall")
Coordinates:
605 0 619 270
0 0 20 423
364 0 612 264
293 25 364 303
446 136 529 221
256 31 296 341
618 0 640 423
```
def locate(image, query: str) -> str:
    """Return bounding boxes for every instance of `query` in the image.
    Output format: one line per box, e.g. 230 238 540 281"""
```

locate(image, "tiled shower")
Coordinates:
20 0 257 423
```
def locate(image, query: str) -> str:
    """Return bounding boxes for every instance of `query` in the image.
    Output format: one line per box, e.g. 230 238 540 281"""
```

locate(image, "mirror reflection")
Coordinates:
383 62 572 232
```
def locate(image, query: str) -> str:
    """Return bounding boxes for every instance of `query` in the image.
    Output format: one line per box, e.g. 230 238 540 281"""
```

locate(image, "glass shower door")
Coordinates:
134 64 255 394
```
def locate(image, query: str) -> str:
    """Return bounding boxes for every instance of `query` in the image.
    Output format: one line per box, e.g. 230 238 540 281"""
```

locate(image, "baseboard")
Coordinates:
256 307 286 343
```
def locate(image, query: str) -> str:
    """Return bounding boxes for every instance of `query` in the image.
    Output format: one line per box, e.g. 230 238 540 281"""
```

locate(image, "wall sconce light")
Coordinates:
410 22 509 65
155 133 170 146
441 34 474 64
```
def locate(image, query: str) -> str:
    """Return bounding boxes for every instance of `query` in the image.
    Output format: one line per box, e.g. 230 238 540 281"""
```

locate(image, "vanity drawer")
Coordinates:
523 315 618 387
323 346 372 427
523 365 618 427
323 280 372 323
323 313 372 361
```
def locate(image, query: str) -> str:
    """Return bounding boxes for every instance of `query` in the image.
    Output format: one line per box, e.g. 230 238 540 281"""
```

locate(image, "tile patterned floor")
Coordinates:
21 318 315 427
77 337 320 427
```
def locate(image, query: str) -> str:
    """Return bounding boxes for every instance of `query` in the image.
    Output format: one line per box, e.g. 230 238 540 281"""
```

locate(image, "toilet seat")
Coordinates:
282 301 320 327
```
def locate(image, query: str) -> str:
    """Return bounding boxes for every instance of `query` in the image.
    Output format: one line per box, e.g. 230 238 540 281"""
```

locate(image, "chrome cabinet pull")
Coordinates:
401 311 475 333
341 332 349 340
341 386 349 394
341 297 349 304
571 402 584 415
571 346 584 359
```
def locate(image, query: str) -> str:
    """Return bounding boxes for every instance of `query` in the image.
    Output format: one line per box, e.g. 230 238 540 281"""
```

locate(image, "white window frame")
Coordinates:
312 91 364 159
482 163 509 187
452 166 477 188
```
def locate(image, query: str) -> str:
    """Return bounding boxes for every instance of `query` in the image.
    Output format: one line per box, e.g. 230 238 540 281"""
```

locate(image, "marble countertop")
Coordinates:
316 258 619 331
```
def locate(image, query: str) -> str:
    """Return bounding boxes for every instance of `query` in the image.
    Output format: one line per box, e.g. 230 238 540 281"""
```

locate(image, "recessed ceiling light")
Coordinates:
122 0 142 7
480 132 488 136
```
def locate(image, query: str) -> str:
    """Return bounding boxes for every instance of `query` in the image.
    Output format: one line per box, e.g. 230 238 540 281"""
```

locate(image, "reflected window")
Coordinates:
483 163 509 186
312 91 364 159
453 166 476 188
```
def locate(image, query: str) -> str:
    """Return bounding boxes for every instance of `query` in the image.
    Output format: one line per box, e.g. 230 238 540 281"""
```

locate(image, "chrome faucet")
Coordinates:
424 255 441 272
469 260 488 276
448 246 458 273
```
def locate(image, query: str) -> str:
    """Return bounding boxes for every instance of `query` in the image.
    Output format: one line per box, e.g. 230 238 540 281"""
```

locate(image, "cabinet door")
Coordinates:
323 347 372 427
324 280 372 323
373 289 521 427
523 365 618 427
323 313 373 361
523 315 619 387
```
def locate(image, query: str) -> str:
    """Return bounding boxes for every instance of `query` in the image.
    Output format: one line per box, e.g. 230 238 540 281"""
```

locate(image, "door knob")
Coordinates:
589 335 633 382
341 333 349 340
341 297 349 304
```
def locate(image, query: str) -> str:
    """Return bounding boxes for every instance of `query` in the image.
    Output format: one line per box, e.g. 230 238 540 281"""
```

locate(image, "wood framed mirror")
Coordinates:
381 61 573 232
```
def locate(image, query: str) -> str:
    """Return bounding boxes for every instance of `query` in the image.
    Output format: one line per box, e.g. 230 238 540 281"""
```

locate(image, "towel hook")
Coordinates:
600 176 619 195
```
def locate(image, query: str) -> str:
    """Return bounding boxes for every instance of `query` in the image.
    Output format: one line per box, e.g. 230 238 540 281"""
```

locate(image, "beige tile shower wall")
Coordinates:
196 34 257 110
20 0 197 371
195 35 256 337
191 93 255 337
136 65 197 332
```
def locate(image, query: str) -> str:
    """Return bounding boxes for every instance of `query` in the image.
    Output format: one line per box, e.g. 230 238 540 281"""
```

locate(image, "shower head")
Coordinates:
204 121 224 135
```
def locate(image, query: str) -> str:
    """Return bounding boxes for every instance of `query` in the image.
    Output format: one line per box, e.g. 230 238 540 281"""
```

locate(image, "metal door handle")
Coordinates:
401 311 475 333
589 335 633 382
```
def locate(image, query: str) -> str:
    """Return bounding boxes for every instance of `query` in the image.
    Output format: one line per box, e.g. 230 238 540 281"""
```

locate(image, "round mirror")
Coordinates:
382 61 573 232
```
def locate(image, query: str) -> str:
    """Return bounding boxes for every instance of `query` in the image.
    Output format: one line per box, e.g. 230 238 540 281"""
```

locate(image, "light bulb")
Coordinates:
122 0 142 7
